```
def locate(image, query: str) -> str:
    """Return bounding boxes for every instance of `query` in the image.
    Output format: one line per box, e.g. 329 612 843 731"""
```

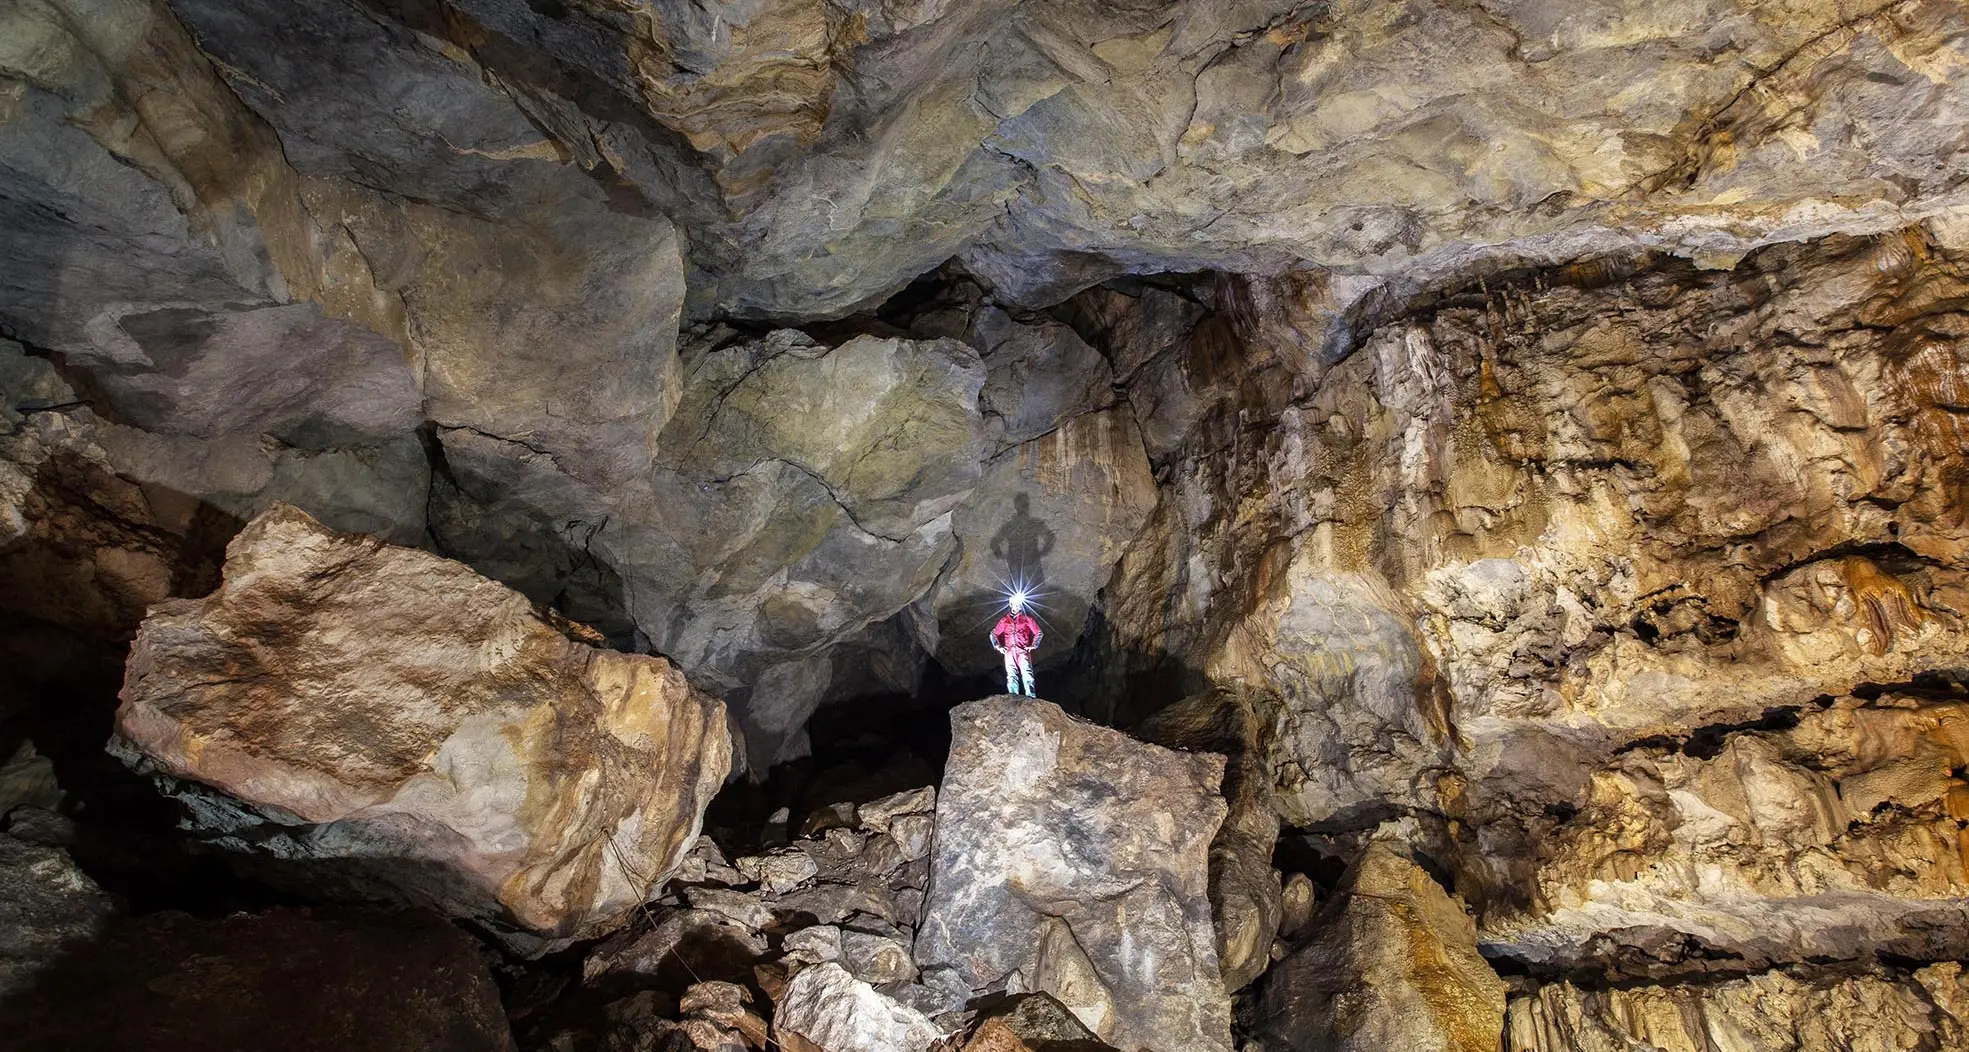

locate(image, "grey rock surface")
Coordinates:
772 962 944 1052
0 832 119 1000
916 696 1233 1052
928 408 1157 676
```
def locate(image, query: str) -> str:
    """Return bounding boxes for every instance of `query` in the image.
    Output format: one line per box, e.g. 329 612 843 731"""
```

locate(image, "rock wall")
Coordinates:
6 0 1969 1046
1092 230 1969 1046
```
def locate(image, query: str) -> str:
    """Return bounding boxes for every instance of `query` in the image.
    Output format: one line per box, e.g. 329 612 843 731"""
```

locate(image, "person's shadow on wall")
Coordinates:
989 492 1054 589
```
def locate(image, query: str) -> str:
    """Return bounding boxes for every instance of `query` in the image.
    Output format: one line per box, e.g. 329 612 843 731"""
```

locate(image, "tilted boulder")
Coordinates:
916 696 1233 1052
112 505 732 951
1253 840 1507 1052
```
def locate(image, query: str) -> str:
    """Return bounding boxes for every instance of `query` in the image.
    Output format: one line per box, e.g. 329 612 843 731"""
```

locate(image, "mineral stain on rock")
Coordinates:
4 0 1969 1048
110 505 732 951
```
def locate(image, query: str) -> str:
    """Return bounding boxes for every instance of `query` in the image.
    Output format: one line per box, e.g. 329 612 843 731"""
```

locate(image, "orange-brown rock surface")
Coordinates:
111 505 732 951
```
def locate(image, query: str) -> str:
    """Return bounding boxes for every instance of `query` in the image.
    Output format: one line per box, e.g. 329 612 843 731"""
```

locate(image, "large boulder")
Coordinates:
916 696 1233 1052
111 505 733 951
1252 840 1507 1052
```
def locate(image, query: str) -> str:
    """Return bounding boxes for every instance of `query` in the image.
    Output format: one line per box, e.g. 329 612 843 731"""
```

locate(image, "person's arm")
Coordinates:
990 620 1006 651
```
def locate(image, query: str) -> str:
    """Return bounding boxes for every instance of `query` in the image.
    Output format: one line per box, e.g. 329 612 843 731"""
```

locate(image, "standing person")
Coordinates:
990 593 1043 697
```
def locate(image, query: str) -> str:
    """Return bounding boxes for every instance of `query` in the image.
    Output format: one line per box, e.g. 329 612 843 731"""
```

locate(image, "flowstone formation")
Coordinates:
6 0 1969 1049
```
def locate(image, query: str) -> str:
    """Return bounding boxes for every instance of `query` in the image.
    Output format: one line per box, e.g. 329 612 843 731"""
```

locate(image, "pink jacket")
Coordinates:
991 612 1043 652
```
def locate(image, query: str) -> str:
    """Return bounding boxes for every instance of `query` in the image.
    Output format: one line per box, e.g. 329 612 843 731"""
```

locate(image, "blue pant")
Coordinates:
1003 649 1035 696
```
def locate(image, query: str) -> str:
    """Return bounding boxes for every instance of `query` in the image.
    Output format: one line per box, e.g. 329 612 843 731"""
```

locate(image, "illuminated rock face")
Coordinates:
917 696 1233 1052
1254 842 1507 1052
5 0 1969 1045
112 505 732 952
1508 964 1969 1052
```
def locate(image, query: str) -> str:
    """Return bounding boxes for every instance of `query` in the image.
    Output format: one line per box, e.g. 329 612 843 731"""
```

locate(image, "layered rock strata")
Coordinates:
1507 964 1969 1052
1483 691 1969 977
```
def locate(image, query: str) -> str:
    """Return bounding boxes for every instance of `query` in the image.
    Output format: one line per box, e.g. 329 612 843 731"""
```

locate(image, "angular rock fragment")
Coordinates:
736 847 820 894
840 929 916 985
772 962 943 1052
916 696 1233 1052
857 786 936 832
111 505 732 950
0 832 119 999
1253 840 1507 1052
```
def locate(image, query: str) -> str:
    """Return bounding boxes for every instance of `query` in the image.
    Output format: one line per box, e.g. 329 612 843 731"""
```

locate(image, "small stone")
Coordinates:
680 981 768 1049
857 787 936 833
782 925 844 967
736 847 820 894
960 992 1119 1052
676 835 745 887
680 980 750 1016
823 827 865 859
800 801 860 836
1280 873 1316 939
841 929 917 984
860 834 908 877
682 888 775 932
773 883 903 928
773 962 944 1052
887 814 935 862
